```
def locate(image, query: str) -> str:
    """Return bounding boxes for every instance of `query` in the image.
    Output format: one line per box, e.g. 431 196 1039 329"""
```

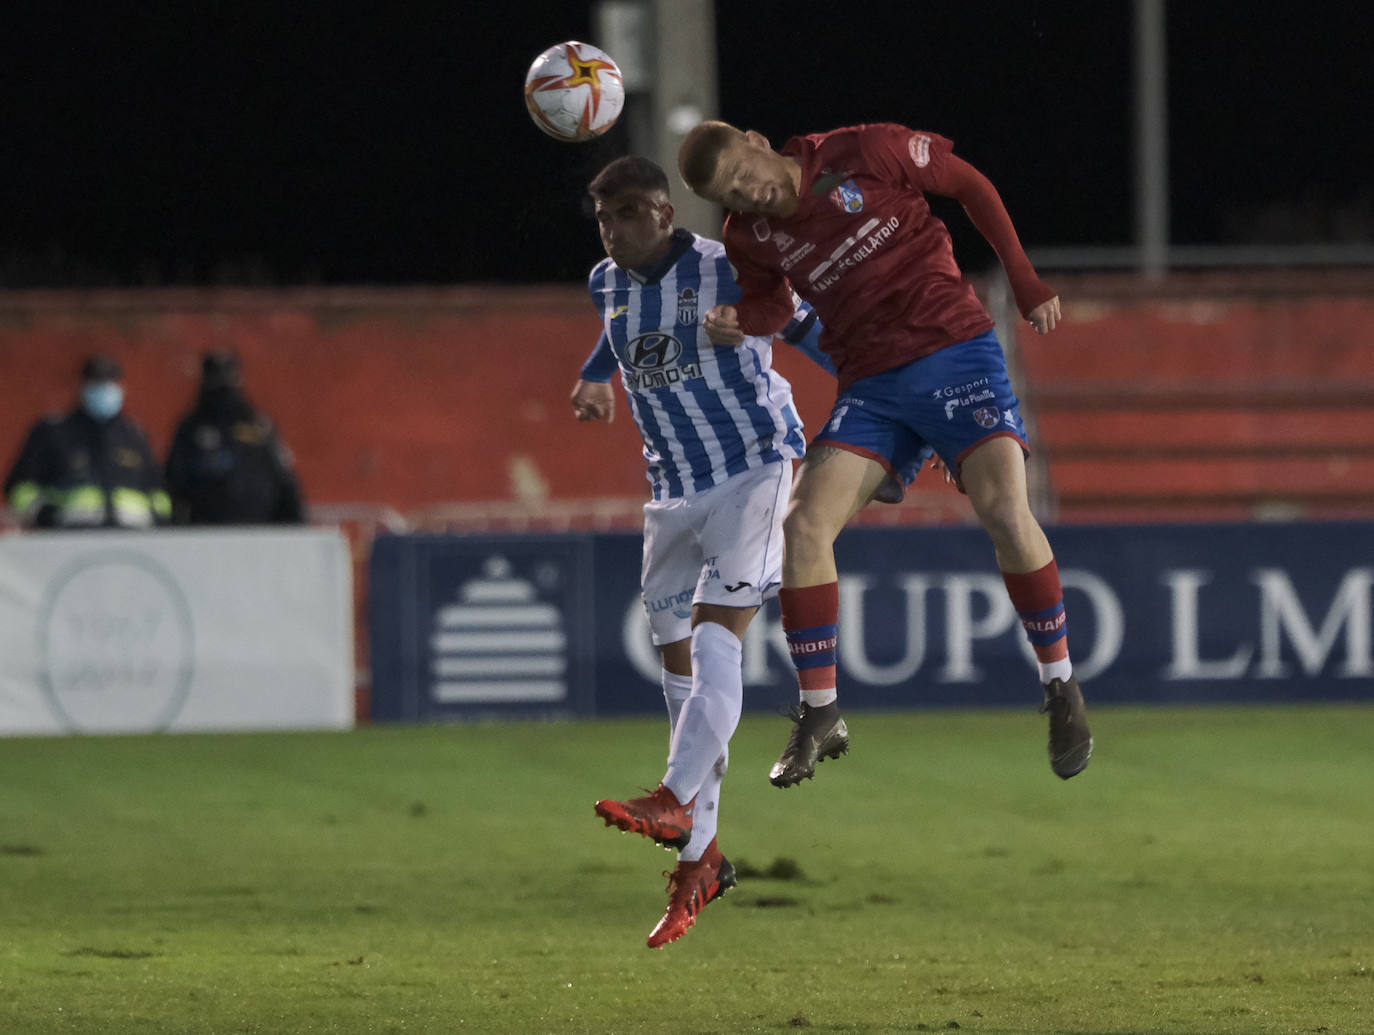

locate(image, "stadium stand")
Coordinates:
3 274 1371 721
1014 270 1374 523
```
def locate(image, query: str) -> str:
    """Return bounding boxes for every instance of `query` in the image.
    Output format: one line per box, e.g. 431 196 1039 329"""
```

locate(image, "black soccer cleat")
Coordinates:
769 702 850 787
1042 675 1093 779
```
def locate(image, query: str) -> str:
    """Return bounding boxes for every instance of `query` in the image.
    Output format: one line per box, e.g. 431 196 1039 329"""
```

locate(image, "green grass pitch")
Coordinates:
2 704 1371 1034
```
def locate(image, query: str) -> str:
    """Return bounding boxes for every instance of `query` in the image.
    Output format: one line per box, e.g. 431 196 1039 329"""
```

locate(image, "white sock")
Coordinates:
679 744 726 862
662 669 693 742
1038 658 1073 685
663 622 743 832
800 688 837 707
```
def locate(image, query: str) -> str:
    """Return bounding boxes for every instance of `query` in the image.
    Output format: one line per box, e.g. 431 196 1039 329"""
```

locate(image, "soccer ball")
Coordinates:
523 41 625 142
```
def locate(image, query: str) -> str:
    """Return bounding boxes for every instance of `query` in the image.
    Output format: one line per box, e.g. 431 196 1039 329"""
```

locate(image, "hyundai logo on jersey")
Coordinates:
628 333 683 369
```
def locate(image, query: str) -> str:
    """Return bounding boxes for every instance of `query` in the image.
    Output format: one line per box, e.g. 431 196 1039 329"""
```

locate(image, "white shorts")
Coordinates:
640 461 792 646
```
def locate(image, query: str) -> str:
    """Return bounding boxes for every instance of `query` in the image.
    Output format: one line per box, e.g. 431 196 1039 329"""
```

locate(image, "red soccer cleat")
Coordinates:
594 783 695 850
646 839 737 949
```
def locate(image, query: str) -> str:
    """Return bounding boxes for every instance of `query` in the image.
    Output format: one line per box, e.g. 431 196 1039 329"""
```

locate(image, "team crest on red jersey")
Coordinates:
828 178 864 213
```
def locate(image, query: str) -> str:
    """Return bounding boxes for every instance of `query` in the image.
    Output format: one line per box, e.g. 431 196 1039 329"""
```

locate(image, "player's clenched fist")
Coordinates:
703 304 744 346
571 379 614 422
1027 296 1061 334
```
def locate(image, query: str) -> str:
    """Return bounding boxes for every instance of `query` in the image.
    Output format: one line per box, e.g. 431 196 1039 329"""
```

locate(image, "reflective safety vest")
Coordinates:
3 408 170 529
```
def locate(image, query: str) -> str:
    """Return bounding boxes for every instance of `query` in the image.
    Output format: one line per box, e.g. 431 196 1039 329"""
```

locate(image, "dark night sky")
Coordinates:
2 2 1370 287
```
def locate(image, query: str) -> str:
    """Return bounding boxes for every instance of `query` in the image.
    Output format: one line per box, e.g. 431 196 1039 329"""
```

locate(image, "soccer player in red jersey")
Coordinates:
678 120 1093 783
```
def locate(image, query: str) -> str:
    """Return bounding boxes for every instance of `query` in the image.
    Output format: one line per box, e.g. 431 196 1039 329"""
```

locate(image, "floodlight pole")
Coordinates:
596 0 722 238
1135 0 1169 278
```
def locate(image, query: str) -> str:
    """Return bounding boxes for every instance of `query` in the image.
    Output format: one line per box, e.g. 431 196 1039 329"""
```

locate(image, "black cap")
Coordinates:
201 349 241 387
80 354 123 382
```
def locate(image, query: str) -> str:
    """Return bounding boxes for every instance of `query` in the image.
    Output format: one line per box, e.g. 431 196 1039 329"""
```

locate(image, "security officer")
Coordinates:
164 350 305 524
4 354 171 529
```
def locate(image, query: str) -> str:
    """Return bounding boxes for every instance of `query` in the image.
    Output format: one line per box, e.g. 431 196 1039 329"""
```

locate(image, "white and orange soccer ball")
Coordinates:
523 41 625 142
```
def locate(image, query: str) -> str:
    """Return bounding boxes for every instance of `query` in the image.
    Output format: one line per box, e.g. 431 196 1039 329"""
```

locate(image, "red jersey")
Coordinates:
724 123 1053 390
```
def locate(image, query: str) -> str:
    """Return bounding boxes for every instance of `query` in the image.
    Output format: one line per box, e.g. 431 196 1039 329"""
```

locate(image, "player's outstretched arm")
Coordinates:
938 155 1058 325
571 379 615 422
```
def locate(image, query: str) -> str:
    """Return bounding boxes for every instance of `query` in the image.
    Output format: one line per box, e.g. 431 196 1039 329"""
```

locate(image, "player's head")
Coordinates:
78 353 125 422
588 156 675 271
678 120 798 217
201 349 243 391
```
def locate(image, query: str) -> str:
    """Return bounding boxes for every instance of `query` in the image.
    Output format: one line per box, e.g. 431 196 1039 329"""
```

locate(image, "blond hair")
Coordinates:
677 120 744 194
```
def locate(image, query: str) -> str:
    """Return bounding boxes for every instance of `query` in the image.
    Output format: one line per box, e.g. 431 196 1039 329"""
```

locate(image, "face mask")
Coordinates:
81 381 125 421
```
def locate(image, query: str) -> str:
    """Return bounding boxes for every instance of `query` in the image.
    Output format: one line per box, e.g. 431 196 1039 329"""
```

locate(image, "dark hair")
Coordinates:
677 120 741 192
201 349 242 389
80 354 123 382
588 155 670 200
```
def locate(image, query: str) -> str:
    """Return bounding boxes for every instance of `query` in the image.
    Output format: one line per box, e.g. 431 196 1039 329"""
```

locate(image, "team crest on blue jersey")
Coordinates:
828 179 864 213
677 287 698 325
973 407 1001 428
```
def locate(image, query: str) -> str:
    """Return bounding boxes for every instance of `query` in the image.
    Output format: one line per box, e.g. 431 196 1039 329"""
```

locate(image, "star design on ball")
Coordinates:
532 44 622 120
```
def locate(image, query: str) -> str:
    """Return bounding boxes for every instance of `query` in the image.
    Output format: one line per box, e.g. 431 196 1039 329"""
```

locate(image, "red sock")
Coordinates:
1002 559 1069 665
779 583 838 704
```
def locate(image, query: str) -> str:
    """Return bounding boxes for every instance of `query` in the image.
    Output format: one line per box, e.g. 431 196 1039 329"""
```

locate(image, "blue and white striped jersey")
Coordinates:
582 230 831 501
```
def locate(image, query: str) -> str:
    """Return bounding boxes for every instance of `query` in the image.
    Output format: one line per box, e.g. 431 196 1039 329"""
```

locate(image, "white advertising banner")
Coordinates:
0 528 354 736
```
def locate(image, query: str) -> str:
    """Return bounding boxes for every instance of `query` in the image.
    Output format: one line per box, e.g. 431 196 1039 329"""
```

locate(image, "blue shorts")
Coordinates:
811 330 1027 497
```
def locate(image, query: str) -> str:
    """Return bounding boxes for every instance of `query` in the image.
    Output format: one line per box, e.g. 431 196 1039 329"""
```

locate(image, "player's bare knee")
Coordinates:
972 492 1028 543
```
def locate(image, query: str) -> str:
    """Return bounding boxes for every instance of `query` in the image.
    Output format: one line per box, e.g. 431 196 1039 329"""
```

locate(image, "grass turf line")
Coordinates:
1 704 1371 1034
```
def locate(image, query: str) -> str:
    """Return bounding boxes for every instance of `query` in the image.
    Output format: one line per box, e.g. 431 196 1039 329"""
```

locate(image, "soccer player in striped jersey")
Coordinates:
678 120 1093 786
574 155 833 948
